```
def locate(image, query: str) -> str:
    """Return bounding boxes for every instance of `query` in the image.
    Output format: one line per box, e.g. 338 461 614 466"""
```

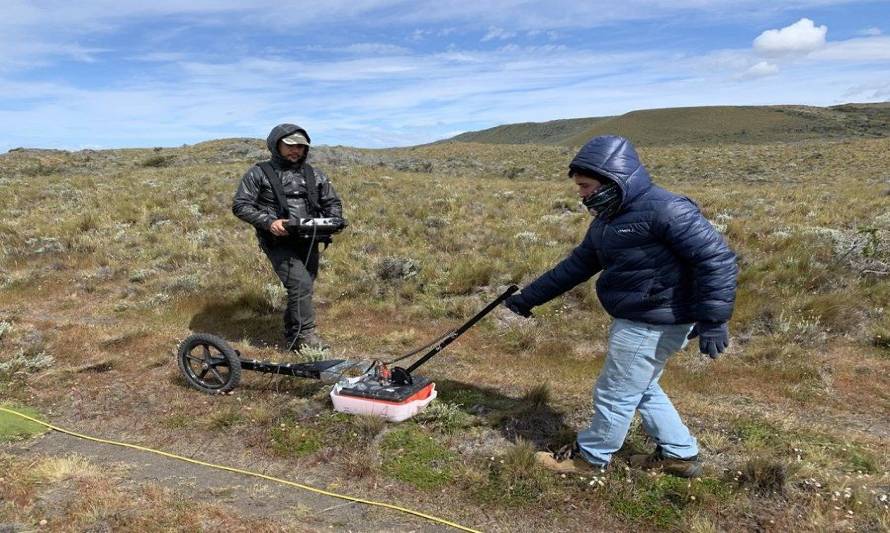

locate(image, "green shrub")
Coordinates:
415 401 473 434
140 154 174 167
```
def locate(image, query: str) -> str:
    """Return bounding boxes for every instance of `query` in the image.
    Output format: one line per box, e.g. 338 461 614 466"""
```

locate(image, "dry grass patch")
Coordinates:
33 454 103 483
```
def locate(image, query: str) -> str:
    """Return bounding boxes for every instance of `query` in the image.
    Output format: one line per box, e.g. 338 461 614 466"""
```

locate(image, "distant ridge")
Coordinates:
441 103 890 147
446 116 612 145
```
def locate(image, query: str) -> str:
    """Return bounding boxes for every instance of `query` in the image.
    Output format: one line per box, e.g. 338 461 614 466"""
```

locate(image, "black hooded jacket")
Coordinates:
232 124 342 243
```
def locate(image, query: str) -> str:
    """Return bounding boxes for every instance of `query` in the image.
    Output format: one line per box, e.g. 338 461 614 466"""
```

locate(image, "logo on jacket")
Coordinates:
616 228 635 234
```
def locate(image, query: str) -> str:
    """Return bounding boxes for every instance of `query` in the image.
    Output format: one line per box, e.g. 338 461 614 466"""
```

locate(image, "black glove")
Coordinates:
688 321 729 359
503 293 533 318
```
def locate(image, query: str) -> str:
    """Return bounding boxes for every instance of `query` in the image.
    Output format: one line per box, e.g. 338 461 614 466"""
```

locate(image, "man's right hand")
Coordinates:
269 219 290 236
504 293 534 318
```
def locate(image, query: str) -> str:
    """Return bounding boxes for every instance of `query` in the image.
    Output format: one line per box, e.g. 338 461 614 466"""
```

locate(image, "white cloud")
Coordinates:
385 1 863 33
736 61 780 79
809 36 890 61
131 52 192 63
481 27 517 42
859 27 882 36
0 41 108 71
697 50 751 71
410 29 430 41
842 79 890 100
336 43 412 55
754 18 827 56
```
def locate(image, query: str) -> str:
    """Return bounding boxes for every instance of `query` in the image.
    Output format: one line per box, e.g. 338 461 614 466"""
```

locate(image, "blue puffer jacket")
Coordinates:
520 136 738 325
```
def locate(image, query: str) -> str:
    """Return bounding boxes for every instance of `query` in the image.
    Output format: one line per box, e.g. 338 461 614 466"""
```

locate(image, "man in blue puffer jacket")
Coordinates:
503 135 737 477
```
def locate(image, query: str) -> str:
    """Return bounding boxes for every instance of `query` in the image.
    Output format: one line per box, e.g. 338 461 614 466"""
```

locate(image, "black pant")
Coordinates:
260 240 319 341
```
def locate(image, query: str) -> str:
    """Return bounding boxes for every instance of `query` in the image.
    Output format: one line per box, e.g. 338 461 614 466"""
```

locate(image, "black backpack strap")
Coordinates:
258 162 289 219
301 163 322 216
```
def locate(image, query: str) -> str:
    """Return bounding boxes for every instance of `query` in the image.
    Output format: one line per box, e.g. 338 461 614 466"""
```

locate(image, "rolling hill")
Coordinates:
443 102 890 146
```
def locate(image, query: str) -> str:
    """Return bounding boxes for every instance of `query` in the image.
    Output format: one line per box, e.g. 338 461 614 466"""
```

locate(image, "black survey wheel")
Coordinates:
177 333 241 394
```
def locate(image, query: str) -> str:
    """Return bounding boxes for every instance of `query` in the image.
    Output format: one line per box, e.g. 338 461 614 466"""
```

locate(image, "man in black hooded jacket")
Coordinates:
232 124 343 351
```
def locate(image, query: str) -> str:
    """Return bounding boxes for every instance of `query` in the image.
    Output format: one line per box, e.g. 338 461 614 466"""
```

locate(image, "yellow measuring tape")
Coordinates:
0 406 481 533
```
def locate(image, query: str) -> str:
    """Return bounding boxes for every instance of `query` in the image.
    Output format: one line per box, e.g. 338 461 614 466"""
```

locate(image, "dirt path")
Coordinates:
5 430 459 533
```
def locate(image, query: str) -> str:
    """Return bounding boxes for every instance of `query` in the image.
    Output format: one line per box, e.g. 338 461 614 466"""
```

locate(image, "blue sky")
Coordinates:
1 1 888 151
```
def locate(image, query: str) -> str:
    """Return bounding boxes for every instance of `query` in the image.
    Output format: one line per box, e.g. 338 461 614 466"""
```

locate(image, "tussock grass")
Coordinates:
208 405 244 430
463 439 556 506
736 456 795 496
34 454 102 482
520 383 551 409
349 414 387 441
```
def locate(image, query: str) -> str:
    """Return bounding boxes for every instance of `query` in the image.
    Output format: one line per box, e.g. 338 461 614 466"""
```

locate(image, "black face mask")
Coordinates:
581 181 621 218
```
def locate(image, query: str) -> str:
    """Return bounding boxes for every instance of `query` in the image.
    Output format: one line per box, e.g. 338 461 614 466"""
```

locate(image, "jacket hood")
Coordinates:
569 135 652 211
266 123 311 168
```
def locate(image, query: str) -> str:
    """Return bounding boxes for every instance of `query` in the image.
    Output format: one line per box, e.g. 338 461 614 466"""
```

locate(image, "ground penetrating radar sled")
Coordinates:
177 285 517 421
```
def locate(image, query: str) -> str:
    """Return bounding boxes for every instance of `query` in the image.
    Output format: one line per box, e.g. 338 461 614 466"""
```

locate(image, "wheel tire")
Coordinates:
177 333 241 394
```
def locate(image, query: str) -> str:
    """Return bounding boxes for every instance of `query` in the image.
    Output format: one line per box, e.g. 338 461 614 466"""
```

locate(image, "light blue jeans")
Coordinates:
576 318 698 466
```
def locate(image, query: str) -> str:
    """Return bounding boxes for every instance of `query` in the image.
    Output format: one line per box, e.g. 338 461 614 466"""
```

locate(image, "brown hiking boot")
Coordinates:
629 446 703 478
535 443 606 475
294 330 330 352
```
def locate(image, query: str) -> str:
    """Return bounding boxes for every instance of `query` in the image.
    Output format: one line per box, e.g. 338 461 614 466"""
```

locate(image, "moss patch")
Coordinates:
0 404 48 442
380 426 454 489
270 423 324 457
605 471 736 530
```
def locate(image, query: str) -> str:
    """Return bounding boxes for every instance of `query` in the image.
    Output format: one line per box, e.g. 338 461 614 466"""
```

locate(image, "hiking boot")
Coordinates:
628 446 703 478
534 442 606 475
294 330 330 352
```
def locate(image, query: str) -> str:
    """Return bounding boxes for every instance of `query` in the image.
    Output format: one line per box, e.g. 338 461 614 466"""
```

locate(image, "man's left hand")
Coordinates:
688 321 729 359
504 293 534 318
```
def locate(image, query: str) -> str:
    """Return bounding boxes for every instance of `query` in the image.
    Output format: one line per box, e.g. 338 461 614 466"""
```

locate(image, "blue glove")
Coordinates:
688 321 729 359
504 293 533 318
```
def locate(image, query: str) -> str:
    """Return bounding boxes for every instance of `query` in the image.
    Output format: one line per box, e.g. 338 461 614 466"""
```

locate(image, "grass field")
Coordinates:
1 131 888 531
